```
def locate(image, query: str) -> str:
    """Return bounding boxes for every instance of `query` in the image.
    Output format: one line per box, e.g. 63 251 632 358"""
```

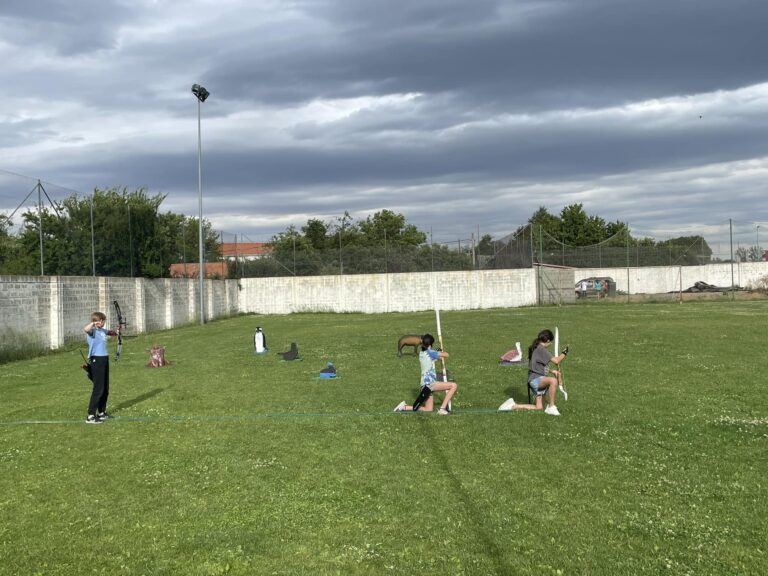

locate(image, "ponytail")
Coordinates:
528 329 554 359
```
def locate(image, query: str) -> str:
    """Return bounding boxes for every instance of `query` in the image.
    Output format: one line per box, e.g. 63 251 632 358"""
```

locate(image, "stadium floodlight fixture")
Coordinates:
192 83 209 324
192 83 210 102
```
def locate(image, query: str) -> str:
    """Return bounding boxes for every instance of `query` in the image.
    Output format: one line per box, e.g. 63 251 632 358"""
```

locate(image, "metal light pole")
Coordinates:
192 83 209 325
90 194 96 276
37 181 44 275
757 225 760 261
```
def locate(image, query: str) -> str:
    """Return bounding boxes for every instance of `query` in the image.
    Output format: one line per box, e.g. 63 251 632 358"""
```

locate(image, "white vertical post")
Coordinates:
435 308 450 411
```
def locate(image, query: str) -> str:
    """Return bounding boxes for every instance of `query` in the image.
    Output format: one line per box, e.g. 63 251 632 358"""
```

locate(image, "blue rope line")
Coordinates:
0 408 504 426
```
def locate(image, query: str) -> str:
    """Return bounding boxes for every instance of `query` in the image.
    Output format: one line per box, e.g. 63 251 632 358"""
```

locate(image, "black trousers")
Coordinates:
87 356 110 415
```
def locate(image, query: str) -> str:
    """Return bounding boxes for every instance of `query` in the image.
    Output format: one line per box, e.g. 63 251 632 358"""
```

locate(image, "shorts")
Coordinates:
422 371 437 388
528 375 547 396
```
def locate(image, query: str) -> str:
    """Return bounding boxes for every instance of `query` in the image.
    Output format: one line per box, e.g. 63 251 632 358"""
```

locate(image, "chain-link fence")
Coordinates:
0 170 221 278
3 169 765 278
480 221 765 271
217 231 479 278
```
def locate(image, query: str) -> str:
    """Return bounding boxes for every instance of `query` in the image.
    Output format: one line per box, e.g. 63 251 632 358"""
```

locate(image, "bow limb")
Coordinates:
113 300 125 361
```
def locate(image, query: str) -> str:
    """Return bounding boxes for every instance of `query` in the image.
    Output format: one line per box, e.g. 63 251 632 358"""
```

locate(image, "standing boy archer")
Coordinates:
83 311 114 424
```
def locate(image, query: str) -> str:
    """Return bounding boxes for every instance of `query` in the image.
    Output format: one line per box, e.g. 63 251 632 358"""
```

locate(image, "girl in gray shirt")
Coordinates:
498 329 568 416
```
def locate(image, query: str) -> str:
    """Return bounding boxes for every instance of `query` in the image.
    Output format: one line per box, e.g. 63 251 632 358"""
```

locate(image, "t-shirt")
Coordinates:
528 344 553 382
87 327 110 357
419 348 441 386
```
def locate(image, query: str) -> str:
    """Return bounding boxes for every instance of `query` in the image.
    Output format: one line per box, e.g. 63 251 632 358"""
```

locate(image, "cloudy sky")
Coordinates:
1 0 767 252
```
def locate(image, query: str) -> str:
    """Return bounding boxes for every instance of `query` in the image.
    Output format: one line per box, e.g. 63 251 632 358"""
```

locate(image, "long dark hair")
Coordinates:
528 329 554 359
421 333 435 352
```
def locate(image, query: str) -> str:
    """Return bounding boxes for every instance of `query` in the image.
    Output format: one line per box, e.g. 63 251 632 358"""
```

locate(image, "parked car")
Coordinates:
575 277 616 298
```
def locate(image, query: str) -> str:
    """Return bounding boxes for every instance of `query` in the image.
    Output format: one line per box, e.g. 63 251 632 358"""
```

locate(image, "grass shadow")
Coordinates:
503 382 530 399
420 418 511 575
112 388 165 413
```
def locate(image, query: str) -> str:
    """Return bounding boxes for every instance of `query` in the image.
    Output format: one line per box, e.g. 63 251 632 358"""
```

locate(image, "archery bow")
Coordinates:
113 300 127 361
436 308 451 411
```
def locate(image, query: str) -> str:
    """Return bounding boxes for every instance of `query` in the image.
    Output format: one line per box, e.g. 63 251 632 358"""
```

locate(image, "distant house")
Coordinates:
219 242 271 261
169 262 228 279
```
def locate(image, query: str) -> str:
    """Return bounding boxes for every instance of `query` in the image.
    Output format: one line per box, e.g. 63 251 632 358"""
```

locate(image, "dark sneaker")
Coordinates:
86 415 103 424
97 412 111 420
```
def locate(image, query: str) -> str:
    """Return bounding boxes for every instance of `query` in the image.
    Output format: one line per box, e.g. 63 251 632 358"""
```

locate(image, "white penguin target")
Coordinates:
254 326 268 354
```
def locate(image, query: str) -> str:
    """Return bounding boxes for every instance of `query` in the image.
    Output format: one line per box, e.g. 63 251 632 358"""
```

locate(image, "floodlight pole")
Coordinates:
192 84 209 325
729 218 734 295
196 99 205 322
37 181 44 275
90 194 96 276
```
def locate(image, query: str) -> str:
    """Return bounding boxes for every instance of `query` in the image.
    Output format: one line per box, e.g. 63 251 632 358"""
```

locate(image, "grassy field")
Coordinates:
1 301 766 575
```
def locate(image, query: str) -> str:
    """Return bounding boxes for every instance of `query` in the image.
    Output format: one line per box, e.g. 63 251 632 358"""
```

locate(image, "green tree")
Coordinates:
260 210 462 276
358 209 427 247
303 219 329 250
560 204 605 245
0 214 24 273
5 187 219 277
529 206 561 238
14 201 74 275
502 204 715 269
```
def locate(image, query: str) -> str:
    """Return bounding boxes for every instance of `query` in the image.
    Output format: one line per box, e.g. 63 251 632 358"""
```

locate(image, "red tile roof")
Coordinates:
219 242 271 258
168 262 228 278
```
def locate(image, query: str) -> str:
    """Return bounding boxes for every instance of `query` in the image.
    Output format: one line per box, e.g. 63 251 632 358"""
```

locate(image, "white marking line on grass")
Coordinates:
1 420 77 425
0 408 504 426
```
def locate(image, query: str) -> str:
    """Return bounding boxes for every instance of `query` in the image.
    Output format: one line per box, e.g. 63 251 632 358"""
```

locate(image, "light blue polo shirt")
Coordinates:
86 327 110 357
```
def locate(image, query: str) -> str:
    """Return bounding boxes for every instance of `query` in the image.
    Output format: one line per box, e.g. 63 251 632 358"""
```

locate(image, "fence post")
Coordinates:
729 218 735 298
49 277 64 349
626 224 631 302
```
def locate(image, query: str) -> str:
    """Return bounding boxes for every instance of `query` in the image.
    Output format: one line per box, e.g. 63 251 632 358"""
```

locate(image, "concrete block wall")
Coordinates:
60 277 100 347
143 279 168 333
576 261 768 294
4 262 763 353
538 267 578 304
238 269 538 315
433 270 539 311
0 276 53 349
208 279 239 319
0 276 240 352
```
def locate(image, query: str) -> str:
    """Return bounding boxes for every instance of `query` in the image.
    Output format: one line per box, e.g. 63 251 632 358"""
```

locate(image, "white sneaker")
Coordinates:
544 405 561 416
498 398 516 411
393 401 406 412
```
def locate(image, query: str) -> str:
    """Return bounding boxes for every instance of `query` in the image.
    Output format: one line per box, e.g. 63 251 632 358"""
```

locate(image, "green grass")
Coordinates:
0 329 50 365
1 302 766 575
